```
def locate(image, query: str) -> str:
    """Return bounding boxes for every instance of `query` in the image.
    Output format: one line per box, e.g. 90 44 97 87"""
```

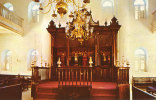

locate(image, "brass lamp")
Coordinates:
65 7 94 44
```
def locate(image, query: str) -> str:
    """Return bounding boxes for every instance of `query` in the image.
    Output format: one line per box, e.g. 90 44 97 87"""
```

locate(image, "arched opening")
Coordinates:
1 50 12 71
27 49 39 70
134 48 147 72
102 0 113 8
28 1 40 23
134 0 146 19
4 2 14 11
101 0 114 20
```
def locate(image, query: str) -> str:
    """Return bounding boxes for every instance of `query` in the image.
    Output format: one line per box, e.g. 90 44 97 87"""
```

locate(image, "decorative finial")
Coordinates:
57 57 61 67
105 20 107 26
59 22 61 28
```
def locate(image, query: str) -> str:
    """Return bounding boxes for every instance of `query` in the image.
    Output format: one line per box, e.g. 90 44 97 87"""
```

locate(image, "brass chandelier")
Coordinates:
65 7 94 44
33 0 93 44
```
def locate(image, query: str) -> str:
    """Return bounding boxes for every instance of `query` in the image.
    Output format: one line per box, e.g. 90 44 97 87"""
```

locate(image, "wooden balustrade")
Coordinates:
31 66 50 98
0 3 23 27
56 67 92 87
31 66 50 83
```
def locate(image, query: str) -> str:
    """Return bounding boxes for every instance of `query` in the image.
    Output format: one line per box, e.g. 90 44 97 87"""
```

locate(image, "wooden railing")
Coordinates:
31 66 50 98
0 3 23 27
32 66 50 83
56 67 92 87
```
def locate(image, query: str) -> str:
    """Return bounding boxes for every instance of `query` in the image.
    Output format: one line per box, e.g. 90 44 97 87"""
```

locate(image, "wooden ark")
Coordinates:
47 13 121 82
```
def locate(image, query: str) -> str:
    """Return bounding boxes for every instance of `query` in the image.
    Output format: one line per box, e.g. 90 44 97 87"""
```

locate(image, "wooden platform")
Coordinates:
38 81 117 89
35 81 118 100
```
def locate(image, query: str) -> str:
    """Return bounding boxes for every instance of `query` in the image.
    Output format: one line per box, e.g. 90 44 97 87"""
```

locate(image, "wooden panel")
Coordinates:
0 84 22 100
47 17 121 82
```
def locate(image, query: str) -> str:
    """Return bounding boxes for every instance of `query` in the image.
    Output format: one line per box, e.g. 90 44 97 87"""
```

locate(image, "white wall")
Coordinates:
0 0 156 77
0 0 51 75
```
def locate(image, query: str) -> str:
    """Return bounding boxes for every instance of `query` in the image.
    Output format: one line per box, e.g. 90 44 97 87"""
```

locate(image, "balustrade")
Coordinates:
0 3 23 27
56 67 92 87
32 66 50 83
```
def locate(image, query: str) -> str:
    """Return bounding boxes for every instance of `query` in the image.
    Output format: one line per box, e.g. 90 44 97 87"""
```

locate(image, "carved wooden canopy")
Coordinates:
47 13 121 67
47 16 121 47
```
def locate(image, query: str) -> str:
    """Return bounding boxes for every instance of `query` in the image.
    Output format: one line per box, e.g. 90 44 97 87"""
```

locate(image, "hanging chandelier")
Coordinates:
33 0 93 44
65 7 94 44
34 0 89 18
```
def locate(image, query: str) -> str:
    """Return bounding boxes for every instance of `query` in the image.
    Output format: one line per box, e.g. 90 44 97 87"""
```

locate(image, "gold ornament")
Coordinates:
56 1 68 17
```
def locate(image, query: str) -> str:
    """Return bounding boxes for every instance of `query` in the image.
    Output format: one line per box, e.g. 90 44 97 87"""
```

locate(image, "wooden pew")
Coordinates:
0 84 22 100
0 74 32 90
133 86 156 100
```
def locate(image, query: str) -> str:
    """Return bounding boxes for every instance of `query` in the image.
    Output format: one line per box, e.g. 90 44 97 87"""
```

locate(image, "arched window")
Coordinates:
28 2 40 23
102 0 113 8
27 49 39 70
134 48 147 72
134 0 146 20
101 0 114 18
4 3 14 11
1 50 12 71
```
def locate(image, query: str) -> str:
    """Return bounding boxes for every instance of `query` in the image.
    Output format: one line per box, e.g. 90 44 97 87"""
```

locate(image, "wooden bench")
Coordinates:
133 86 156 100
0 74 32 90
146 81 156 95
0 84 22 100
147 86 156 95
132 77 156 87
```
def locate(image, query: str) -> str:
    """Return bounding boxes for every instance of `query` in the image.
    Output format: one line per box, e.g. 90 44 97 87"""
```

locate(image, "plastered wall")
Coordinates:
0 0 156 77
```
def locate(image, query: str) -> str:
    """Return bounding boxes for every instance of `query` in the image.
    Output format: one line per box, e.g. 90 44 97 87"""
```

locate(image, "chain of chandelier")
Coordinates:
34 0 94 44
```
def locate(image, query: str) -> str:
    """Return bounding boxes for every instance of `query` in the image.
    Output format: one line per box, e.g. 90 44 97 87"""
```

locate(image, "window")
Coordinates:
101 0 114 17
3 3 14 19
27 49 39 70
4 3 14 11
1 50 12 71
134 0 146 20
102 0 113 8
28 2 40 23
134 48 147 72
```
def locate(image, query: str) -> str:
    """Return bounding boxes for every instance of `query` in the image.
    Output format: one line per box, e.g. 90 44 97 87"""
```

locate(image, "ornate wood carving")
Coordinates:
47 14 121 81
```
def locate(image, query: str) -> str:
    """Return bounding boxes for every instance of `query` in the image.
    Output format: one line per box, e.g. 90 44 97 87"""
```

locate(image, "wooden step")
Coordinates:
36 93 58 99
36 98 55 100
91 89 118 95
37 88 58 93
91 96 118 100
91 88 118 100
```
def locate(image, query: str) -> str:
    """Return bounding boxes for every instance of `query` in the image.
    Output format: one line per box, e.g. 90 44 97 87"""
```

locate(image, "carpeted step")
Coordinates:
91 96 118 100
36 98 55 100
37 88 58 93
91 89 118 100
36 92 58 99
91 89 118 95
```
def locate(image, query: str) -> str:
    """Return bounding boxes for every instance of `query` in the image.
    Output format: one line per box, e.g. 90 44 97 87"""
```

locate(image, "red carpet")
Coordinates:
35 81 118 100
38 81 117 90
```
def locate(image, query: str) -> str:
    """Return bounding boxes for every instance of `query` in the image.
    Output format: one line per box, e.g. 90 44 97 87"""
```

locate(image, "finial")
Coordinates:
105 20 107 26
59 22 61 28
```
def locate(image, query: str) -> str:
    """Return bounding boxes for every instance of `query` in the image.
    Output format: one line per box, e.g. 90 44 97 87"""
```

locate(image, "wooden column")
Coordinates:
95 34 100 66
51 37 54 66
66 39 70 66
95 35 97 66
113 31 117 66
97 35 100 66
50 37 55 80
